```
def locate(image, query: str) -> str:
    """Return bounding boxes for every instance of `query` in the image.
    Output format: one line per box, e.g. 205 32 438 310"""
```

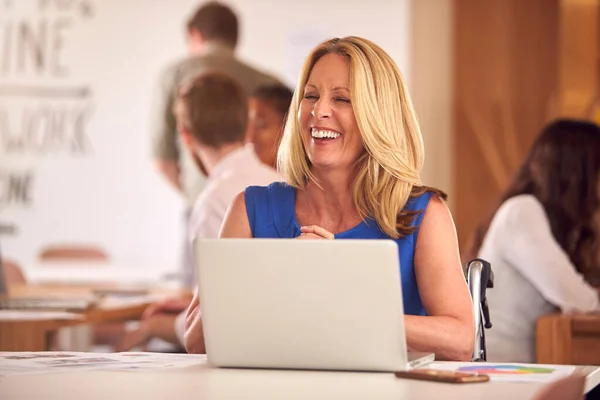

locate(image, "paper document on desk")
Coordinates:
101 352 206 371
0 310 84 321
0 352 206 376
424 362 577 383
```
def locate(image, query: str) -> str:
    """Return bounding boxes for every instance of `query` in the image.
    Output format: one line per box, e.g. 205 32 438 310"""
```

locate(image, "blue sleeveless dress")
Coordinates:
244 182 433 316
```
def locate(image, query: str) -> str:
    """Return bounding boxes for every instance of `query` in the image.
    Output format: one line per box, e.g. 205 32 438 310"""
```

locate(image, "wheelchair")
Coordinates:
465 259 494 362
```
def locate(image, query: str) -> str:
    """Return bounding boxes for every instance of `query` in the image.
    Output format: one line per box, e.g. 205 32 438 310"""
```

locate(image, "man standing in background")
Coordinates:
152 1 280 286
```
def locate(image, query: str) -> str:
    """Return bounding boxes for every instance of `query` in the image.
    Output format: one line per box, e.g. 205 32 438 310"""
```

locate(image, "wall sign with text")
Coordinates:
0 0 96 234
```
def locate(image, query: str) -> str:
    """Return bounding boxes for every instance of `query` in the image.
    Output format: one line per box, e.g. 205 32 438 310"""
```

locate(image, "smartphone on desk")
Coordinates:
395 369 490 384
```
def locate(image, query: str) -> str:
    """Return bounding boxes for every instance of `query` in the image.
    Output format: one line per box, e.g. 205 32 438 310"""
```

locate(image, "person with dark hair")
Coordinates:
151 1 280 288
468 119 600 363
246 84 294 168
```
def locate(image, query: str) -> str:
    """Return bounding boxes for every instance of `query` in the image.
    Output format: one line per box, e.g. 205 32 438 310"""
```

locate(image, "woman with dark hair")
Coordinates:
468 119 600 363
245 84 294 169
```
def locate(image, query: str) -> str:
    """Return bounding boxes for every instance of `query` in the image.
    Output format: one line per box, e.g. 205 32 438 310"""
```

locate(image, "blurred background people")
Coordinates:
119 72 281 351
468 119 600 363
151 1 280 288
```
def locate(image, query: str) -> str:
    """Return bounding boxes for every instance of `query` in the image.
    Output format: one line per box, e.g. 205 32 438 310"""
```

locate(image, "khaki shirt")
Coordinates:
151 42 280 207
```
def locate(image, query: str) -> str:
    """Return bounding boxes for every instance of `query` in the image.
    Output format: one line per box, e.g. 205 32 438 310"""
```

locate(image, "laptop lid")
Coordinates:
196 238 426 372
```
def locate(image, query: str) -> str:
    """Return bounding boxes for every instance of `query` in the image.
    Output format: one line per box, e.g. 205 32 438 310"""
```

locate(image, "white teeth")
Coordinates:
311 129 341 139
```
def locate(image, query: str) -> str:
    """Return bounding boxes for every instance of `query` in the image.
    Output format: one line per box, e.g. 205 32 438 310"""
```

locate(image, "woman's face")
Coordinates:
246 98 284 169
298 53 364 171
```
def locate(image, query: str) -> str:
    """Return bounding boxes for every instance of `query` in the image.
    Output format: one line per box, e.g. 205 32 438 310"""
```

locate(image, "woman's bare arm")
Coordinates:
405 196 475 361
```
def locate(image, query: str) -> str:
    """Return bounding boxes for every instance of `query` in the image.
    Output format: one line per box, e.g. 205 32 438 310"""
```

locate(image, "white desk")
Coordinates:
23 261 179 287
1 360 598 400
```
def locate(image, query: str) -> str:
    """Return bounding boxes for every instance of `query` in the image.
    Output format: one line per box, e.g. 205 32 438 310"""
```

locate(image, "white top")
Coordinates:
188 145 281 241
175 146 281 345
479 194 600 363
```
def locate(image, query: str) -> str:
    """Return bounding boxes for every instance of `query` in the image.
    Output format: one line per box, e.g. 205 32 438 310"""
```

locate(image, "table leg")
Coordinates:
0 321 53 351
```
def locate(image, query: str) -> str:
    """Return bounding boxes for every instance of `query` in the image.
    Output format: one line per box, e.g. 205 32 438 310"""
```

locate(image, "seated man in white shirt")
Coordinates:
117 72 281 351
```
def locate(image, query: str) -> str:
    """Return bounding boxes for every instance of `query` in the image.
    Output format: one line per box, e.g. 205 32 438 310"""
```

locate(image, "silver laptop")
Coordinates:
195 238 434 372
0 247 95 311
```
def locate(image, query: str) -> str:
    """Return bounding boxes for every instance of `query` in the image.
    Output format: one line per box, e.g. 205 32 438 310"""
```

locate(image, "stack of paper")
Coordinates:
0 352 206 376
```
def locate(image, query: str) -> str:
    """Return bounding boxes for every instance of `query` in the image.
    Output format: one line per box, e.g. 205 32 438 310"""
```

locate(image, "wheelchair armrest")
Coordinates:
466 258 494 361
466 259 493 298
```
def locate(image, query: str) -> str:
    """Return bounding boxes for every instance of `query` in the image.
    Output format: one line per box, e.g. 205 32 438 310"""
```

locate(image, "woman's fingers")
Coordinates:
300 225 335 239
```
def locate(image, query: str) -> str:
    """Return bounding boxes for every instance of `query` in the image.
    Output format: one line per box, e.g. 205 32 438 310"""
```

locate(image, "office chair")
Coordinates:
38 245 109 261
466 258 494 362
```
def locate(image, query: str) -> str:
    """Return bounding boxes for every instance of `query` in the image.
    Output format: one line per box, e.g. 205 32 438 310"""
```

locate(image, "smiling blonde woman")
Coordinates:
184 36 475 361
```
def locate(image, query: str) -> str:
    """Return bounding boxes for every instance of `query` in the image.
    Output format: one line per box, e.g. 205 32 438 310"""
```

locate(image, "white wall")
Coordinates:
0 0 412 268
232 0 412 87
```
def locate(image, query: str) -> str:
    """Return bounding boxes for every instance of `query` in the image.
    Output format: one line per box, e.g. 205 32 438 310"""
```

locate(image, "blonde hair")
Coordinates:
278 36 441 239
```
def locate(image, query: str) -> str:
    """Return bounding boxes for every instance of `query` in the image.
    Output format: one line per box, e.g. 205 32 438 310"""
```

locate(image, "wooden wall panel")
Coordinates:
453 0 559 255
558 0 600 117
